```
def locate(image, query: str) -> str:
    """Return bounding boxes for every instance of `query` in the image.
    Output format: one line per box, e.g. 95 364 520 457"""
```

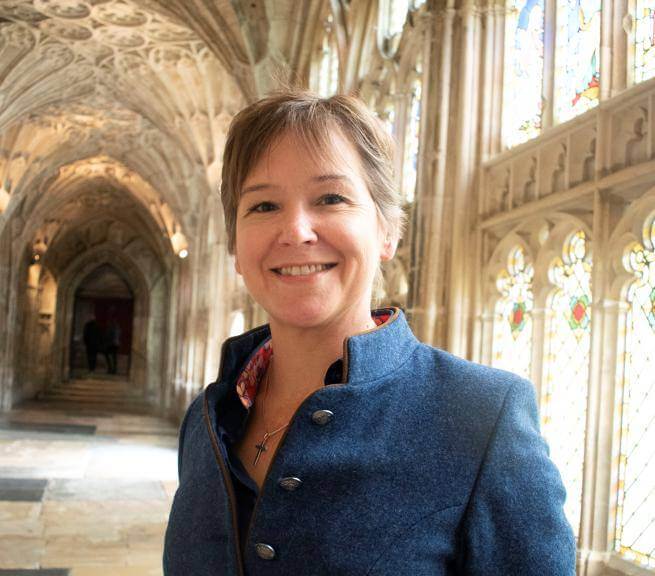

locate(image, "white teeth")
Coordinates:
278 264 332 276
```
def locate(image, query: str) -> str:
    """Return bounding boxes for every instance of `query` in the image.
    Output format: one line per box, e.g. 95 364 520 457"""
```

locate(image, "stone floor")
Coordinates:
0 399 179 575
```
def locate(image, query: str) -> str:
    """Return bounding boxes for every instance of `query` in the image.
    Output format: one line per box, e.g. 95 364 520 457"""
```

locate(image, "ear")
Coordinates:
380 229 398 262
234 253 242 275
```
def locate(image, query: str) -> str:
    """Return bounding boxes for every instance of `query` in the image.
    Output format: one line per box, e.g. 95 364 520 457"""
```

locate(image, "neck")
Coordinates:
265 308 376 410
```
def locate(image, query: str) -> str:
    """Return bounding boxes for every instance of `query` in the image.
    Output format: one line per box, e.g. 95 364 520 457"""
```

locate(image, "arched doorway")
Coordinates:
70 265 134 378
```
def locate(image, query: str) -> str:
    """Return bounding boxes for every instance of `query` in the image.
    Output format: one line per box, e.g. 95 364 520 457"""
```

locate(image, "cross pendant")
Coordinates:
253 433 270 467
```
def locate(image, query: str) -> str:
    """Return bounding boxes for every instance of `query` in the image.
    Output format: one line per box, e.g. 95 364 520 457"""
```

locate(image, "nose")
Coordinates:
278 206 318 246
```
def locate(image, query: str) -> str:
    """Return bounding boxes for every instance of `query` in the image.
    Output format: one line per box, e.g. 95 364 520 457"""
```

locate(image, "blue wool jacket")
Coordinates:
163 309 576 575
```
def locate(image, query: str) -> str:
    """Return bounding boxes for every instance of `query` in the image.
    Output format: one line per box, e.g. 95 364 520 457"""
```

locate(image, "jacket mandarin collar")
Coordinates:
343 307 418 383
213 307 418 389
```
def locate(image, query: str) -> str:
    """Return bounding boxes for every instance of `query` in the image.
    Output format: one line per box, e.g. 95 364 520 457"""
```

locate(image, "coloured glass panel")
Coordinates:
615 216 655 569
492 246 534 378
554 0 601 123
402 71 423 203
634 0 655 83
541 231 592 538
503 0 545 146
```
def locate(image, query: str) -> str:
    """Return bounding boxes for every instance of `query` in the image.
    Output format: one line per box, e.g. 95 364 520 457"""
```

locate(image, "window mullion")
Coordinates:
542 0 557 130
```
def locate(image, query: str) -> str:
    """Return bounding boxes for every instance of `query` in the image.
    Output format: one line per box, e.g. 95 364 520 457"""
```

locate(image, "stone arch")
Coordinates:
607 188 655 302
532 216 593 308
52 243 168 405
480 214 593 376
483 230 534 317
484 214 592 313
478 230 535 368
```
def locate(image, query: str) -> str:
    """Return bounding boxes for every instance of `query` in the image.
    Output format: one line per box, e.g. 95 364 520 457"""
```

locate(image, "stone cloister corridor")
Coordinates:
1 0 654 575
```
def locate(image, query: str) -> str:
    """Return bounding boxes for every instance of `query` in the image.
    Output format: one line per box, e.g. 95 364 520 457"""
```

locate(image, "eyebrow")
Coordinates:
241 183 279 195
241 173 354 195
313 173 354 185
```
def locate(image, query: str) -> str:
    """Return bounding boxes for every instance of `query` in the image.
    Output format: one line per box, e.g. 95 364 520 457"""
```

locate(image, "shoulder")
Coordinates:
177 389 209 449
408 342 535 417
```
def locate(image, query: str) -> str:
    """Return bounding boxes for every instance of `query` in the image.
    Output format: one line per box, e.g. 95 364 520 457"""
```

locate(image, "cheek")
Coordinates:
235 232 270 278
234 236 253 274
336 226 383 267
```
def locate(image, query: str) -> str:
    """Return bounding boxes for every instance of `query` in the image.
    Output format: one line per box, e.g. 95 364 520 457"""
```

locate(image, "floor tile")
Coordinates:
0 479 47 502
0 502 43 537
0 536 45 568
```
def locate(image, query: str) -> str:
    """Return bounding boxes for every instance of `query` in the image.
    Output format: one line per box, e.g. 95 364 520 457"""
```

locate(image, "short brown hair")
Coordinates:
220 91 405 254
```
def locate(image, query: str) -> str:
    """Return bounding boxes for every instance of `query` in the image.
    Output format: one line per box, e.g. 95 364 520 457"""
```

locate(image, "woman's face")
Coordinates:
234 129 395 331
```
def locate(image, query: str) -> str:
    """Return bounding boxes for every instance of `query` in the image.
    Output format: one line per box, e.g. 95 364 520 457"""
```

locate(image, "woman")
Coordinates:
163 92 575 575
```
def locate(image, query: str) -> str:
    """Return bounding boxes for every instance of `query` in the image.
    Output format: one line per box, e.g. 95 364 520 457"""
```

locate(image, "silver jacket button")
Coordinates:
255 543 276 560
311 409 334 426
278 476 303 491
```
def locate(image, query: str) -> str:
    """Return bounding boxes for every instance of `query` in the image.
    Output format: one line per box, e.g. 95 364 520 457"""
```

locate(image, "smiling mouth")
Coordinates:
272 263 337 276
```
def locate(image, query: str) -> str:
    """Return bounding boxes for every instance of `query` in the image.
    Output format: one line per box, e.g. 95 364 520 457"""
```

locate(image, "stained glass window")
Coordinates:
541 231 592 537
492 246 535 378
381 0 410 39
503 0 545 147
554 0 601 123
402 70 423 203
615 215 655 569
317 14 339 97
634 0 655 83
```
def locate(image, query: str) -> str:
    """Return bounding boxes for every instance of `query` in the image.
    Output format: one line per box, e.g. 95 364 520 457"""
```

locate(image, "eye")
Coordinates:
319 193 348 206
247 201 277 214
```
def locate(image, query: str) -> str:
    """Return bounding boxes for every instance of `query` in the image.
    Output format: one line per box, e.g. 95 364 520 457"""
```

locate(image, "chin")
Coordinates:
266 301 338 330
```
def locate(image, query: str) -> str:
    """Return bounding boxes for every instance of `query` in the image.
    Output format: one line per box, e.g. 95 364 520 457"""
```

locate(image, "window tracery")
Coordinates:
492 245 535 378
541 230 592 537
615 214 655 568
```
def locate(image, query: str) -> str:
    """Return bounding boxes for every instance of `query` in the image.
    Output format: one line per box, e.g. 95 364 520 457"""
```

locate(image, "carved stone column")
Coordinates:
446 0 482 357
579 191 627 576
410 3 455 348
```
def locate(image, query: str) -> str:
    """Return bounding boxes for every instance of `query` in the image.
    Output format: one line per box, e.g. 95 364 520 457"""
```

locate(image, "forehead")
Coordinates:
242 127 366 187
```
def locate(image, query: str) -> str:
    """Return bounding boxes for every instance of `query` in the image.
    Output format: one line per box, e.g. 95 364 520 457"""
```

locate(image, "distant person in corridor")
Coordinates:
82 315 101 372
